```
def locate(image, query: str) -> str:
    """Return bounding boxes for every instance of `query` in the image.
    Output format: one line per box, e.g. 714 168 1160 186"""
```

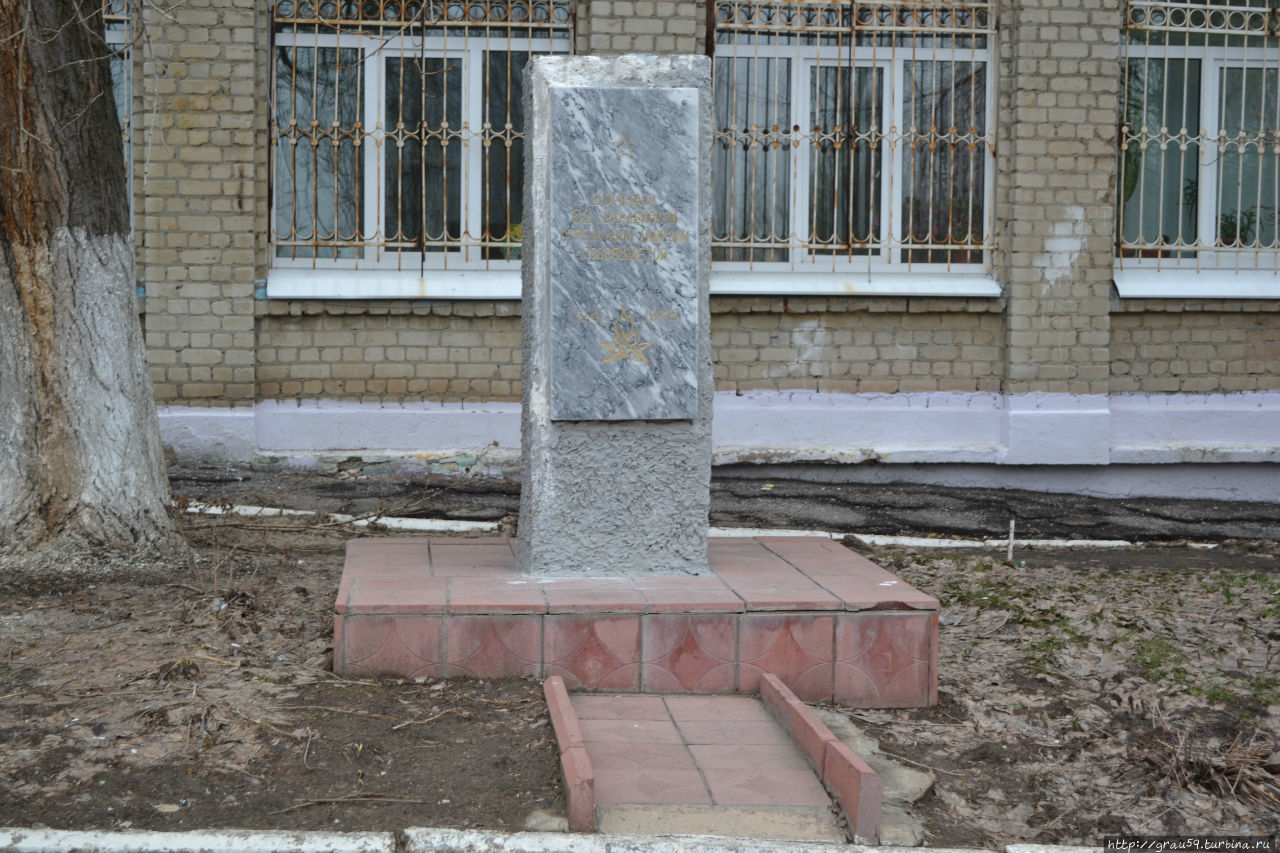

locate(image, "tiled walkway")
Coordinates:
570 693 844 840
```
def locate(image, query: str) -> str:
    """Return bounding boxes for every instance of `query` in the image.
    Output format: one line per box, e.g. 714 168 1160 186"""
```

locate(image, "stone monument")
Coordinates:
518 55 712 576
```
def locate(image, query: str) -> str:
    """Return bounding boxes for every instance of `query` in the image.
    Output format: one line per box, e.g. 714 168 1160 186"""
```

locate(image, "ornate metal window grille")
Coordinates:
270 0 573 269
710 0 997 272
1119 0 1280 271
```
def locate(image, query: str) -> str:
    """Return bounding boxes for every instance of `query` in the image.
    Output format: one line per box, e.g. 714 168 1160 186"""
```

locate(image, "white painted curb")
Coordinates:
184 503 500 534
0 826 1110 853
0 828 393 852
405 829 996 852
184 503 1221 551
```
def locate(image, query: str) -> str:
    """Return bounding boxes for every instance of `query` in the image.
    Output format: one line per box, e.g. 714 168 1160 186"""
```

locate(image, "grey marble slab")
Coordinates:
548 86 699 421
519 55 712 577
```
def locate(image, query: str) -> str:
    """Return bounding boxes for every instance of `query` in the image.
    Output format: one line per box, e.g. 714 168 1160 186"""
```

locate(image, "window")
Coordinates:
269 0 572 298
1118 0 1280 296
710 0 998 295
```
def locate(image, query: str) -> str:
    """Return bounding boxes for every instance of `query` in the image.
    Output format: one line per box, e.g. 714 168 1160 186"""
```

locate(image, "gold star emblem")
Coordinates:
611 132 639 162
599 308 652 365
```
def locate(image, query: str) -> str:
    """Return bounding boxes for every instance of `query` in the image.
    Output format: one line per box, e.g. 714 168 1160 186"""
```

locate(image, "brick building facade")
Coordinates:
116 0 1279 499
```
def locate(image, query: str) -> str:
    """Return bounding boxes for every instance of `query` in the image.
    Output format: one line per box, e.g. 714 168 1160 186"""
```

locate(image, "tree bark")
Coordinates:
0 0 184 583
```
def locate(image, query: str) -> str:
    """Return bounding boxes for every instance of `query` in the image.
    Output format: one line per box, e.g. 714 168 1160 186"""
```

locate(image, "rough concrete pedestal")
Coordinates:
518 55 714 577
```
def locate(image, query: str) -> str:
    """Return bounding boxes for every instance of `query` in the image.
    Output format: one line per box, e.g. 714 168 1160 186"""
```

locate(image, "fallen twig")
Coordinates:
195 653 235 666
268 793 433 815
391 708 467 730
283 705 397 721
876 748 964 777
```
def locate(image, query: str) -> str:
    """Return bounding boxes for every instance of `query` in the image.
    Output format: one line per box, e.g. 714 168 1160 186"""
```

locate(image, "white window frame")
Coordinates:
268 17 570 300
709 1 1000 297
1116 0 1280 298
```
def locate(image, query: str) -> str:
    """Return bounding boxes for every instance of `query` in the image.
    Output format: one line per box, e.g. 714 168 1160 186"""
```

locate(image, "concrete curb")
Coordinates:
404 829 998 851
0 829 393 852
0 827 1109 853
186 504 1194 550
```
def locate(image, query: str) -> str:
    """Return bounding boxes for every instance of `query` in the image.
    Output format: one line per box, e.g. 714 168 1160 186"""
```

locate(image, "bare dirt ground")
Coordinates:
0 468 1277 844
854 543 1280 844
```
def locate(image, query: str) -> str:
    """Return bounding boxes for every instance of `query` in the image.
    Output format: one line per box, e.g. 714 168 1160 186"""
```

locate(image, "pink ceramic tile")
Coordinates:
663 695 773 723
707 538 775 559
339 615 441 680
788 663 837 702
709 557 800 579
346 577 448 614
674 719 789 746
545 616 641 690
641 615 736 693
822 740 883 843
584 741 697 770
738 614 835 698
593 769 710 805
448 577 547 613
442 615 541 679
631 575 731 589
811 577 907 611
701 769 830 807
707 540 794 576
542 579 646 612
757 537 857 576
561 744 596 832
782 693 837 770
346 538 431 570
429 540 518 574
544 676 585 751
687 743 811 772
578 718 684 744
744 537 940 609
725 582 842 611
430 563 517 578
431 536 516 547
639 587 743 613
834 612 934 708
572 695 670 720
344 562 433 582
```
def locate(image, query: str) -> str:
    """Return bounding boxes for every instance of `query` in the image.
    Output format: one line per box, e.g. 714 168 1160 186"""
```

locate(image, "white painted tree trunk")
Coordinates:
0 0 184 583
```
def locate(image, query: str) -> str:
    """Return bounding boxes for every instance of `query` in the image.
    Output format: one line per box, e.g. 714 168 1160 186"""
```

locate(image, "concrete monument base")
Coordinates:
333 536 938 708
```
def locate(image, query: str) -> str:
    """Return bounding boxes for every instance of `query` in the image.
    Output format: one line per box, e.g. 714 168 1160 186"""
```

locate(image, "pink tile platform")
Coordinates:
334 536 939 707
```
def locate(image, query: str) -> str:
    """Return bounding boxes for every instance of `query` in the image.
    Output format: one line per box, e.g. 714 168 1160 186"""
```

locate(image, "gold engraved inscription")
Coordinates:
575 307 680 324
611 133 640 163
560 192 687 264
581 246 669 262
598 308 652 365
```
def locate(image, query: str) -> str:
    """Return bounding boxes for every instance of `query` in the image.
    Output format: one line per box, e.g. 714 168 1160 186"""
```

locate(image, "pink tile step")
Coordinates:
334 536 939 709
551 683 862 840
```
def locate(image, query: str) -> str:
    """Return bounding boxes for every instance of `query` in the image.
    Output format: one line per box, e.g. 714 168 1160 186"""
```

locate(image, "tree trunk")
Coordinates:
0 0 184 584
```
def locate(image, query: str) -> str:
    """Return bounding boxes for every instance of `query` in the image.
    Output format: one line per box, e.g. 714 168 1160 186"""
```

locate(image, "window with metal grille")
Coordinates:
269 0 572 294
1118 0 1280 296
710 0 997 294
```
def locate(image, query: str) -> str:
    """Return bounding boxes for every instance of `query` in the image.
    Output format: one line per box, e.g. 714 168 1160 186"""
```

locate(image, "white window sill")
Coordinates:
710 270 1000 297
266 267 1002 300
266 268 522 300
1114 268 1280 299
